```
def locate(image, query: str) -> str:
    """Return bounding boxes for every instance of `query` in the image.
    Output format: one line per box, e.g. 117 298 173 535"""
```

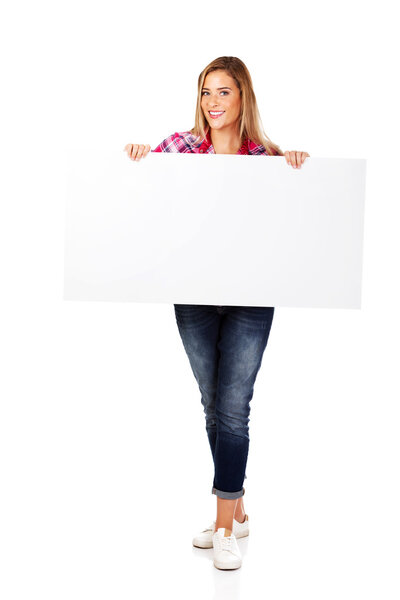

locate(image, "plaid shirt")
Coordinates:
152 129 278 156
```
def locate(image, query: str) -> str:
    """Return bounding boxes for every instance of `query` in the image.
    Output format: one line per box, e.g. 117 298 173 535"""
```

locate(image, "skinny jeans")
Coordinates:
174 304 274 499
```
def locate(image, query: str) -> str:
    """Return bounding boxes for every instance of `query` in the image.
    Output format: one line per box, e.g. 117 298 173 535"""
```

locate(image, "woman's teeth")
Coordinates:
209 111 225 119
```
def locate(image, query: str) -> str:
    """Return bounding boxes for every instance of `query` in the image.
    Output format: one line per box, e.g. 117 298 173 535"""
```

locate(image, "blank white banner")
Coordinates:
64 150 366 308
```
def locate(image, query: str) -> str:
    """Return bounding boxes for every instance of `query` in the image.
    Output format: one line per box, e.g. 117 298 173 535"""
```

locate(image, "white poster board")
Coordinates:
64 151 366 308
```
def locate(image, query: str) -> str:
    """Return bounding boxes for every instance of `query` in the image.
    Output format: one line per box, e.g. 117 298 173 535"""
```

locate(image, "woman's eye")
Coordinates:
201 91 229 96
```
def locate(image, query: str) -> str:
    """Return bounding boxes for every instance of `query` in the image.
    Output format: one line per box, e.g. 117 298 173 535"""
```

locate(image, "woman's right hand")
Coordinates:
123 143 151 161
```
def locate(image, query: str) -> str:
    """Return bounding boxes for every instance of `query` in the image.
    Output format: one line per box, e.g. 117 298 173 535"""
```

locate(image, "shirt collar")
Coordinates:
196 128 252 155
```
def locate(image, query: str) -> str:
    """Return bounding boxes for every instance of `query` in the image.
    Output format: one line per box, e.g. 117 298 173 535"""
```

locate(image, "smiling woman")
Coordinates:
148 58 285 157
195 57 283 156
123 55 310 571
124 55 309 166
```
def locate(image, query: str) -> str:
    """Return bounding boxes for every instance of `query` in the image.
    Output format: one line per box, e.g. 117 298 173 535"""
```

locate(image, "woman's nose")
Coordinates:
208 93 220 104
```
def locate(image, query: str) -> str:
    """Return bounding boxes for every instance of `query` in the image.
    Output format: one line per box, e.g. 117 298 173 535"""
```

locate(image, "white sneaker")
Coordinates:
192 514 249 549
212 528 242 570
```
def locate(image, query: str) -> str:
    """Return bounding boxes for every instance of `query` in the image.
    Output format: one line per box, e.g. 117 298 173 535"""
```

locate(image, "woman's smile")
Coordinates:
209 111 225 119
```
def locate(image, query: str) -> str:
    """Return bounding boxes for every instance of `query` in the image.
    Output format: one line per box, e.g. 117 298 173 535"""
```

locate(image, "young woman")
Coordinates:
124 56 309 570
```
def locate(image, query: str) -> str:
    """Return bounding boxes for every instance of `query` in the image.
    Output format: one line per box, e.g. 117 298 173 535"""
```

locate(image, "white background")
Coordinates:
1 1 399 599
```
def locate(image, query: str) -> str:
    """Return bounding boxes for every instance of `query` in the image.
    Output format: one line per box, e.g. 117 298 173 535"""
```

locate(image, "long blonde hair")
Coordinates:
189 56 284 156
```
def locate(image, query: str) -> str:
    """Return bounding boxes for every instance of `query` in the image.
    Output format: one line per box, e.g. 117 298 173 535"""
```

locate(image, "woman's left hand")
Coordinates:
284 150 310 169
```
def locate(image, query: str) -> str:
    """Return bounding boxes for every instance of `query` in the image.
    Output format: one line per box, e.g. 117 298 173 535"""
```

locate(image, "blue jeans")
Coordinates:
174 304 275 500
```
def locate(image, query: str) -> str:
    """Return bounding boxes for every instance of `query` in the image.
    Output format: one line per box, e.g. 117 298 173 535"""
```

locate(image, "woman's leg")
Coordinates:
174 304 242 530
213 305 275 531
234 497 246 523
173 304 273 529
215 497 238 533
173 304 221 461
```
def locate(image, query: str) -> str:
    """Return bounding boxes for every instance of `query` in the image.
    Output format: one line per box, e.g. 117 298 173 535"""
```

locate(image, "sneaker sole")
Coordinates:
213 557 242 570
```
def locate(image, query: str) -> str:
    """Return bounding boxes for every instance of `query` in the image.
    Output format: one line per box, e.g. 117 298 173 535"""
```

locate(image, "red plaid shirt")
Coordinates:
152 129 278 156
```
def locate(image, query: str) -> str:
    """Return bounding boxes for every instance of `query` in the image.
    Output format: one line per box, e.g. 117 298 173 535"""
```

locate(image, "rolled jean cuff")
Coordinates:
212 486 245 500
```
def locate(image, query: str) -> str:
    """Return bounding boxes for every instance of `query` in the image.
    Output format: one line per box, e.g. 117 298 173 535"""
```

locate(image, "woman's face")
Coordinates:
200 70 241 133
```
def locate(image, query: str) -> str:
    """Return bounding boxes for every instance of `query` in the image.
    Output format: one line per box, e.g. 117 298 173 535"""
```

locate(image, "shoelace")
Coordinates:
215 532 241 559
218 535 234 552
